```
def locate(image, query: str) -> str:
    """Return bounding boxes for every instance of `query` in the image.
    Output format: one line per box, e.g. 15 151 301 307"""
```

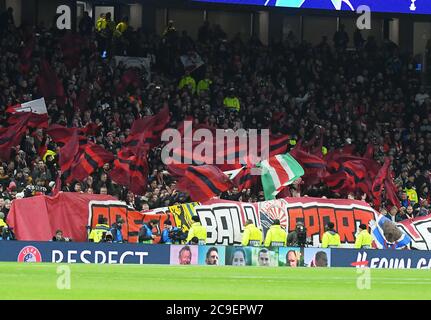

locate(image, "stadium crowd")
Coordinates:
0 7 430 232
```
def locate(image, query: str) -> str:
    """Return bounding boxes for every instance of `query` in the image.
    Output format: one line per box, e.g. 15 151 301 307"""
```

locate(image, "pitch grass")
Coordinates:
1 262 431 300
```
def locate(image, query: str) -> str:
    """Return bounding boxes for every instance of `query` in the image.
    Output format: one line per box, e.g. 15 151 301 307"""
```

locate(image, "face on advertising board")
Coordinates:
170 245 199 265
278 247 303 267
198 246 226 266
303 248 331 267
251 247 278 267
225 246 252 266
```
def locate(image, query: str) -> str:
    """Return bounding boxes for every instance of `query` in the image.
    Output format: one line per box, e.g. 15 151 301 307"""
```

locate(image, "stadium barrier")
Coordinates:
2 241 431 269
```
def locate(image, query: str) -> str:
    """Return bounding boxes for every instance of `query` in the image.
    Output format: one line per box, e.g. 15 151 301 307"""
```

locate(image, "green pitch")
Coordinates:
1 262 430 300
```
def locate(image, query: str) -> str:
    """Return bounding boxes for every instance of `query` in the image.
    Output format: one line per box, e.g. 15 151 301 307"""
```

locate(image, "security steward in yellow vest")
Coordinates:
242 219 263 246
354 224 373 249
88 217 110 243
96 13 106 32
114 16 129 38
186 216 207 245
321 222 341 248
264 219 287 247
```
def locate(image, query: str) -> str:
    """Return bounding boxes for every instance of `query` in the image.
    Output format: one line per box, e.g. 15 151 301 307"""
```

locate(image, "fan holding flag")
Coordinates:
256 153 305 200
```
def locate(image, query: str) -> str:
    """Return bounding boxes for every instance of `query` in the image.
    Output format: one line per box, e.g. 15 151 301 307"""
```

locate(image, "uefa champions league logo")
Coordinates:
410 0 416 11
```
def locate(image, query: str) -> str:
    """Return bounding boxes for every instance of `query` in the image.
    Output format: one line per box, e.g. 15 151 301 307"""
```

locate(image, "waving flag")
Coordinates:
67 143 114 183
6 98 48 114
371 158 391 208
290 147 326 185
176 165 233 202
257 153 304 200
6 98 49 128
370 215 411 249
110 150 149 195
0 113 31 160
124 105 170 152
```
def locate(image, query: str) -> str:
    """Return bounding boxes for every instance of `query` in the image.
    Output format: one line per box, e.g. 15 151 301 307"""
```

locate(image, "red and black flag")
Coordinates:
176 165 234 203
385 178 401 209
268 134 290 157
323 160 368 195
47 124 97 146
58 129 89 180
290 148 327 185
7 112 48 129
110 149 149 195
231 166 256 192
67 143 114 183
0 113 31 161
124 105 170 152
371 158 394 209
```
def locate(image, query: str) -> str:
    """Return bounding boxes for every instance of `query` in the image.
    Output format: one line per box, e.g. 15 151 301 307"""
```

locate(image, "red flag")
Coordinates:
52 173 62 196
290 148 327 185
110 150 149 195
124 105 170 152
59 129 82 174
7 112 48 129
176 165 233 202
232 166 256 191
364 143 374 159
0 113 31 160
371 158 391 208
47 124 97 145
67 143 114 183
385 178 401 209
323 160 367 195
37 59 65 105
268 134 290 157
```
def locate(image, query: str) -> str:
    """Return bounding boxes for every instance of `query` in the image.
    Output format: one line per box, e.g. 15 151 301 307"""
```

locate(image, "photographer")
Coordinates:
0 212 14 240
160 220 184 244
52 229 72 242
287 222 311 247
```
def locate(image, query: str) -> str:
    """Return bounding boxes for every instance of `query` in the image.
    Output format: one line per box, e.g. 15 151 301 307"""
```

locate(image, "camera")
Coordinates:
296 225 311 247
169 229 187 244
1 226 15 240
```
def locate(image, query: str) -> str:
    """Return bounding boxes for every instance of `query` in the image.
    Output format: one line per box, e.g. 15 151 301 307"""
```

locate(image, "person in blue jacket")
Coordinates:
160 220 181 244
138 220 156 244
110 218 125 243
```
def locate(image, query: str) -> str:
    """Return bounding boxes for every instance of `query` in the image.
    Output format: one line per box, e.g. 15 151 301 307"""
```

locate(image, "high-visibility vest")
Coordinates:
88 224 110 243
178 76 196 93
242 224 263 246
264 225 287 247
223 97 240 111
96 17 106 32
186 222 207 244
322 231 341 248
114 22 128 38
354 230 373 249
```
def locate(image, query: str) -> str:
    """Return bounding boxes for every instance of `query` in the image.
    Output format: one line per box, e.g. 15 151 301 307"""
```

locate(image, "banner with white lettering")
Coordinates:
331 248 431 269
0 241 170 264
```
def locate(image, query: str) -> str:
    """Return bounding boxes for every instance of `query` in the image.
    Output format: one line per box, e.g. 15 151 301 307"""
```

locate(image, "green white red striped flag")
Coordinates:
257 153 304 200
